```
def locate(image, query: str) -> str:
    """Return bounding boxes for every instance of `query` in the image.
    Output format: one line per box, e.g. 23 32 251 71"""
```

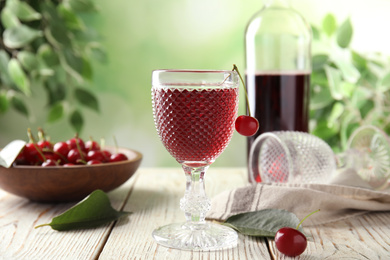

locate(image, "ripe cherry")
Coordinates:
67 148 86 164
53 142 70 157
63 163 75 167
85 139 100 151
42 159 58 167
110 153 128 162
275 227 307 257
231 65 259 137
274 209 320 257
103 150 112 160
235 115 259 137
37 140 53 150
87 150 106 162
87 160 102 165
66 136 85 151
23 143 45 164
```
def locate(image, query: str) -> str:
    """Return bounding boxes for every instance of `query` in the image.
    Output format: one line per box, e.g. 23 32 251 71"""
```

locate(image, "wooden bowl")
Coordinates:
0 147 142 202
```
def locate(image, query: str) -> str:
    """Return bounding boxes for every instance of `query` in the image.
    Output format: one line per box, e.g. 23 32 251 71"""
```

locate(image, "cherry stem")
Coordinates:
232 64 253 117
27 128 47 162
296 209 320 229
113 136 119 154
74 135 85 161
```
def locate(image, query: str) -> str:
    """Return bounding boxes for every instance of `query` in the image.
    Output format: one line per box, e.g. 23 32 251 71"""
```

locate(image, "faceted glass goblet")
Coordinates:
151 69 239 251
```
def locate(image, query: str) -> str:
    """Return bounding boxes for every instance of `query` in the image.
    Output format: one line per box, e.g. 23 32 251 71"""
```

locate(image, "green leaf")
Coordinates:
310 84 333 110
339 81 355 98
0 92 9 113
381 73 390 87
11 95 28 116
62 49 92 82
312 54 328 71
322 13 337 37
359 100 374 119
1 7 21 28
70 109 84 133
88 44 108 63
8 58 31 95
40 1 72 47
3 24 42 49
65 0 97 13
0 50 13 86
222 209 302 237
44 24 71 48
47 103 64 123
35 190 131 231
351 87 373 110
311 119 339 140
6 0 41 21
311 70 328 87
324 65 343 100
44 81 66 106
38 44 59 67
352 51 368 71
58 4 86 31
333 58 360 83
311 25 320 40
336 17 353 48
74 88 99 112
17 51 38 71
327 102 344 128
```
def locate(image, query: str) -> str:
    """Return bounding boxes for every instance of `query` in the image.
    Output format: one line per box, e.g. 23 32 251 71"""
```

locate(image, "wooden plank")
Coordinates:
0 172 138 260
99 167 272 259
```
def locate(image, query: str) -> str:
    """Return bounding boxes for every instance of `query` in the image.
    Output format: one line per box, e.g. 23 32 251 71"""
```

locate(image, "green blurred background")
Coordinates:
1 0 389 167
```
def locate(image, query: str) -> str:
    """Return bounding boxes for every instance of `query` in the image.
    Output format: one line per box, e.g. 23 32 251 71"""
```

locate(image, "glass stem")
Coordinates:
180 164 211 224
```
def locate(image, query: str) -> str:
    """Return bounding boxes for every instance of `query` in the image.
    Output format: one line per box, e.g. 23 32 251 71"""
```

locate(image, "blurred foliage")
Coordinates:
0 0 105 133
310 13 390 153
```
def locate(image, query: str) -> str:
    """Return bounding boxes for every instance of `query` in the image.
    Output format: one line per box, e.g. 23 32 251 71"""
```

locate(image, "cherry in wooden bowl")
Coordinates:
0 147 142 202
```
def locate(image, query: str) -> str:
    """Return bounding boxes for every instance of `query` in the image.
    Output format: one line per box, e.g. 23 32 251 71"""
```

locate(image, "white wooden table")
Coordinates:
0 168 389 259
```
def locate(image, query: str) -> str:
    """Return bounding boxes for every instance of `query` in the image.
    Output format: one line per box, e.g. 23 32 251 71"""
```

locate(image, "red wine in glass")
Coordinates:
153 87 238 165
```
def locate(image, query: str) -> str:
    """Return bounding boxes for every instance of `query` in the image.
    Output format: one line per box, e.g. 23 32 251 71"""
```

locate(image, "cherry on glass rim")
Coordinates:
231 65 259 137
235 115 259 137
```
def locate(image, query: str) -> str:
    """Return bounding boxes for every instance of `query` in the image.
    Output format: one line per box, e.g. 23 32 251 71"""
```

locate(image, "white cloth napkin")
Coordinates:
206 169 390 226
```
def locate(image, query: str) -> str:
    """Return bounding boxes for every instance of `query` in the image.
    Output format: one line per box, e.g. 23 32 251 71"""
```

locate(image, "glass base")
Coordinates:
152 221 238 251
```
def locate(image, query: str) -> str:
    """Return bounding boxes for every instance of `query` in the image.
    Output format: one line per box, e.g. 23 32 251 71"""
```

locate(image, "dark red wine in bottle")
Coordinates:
246 72 310 151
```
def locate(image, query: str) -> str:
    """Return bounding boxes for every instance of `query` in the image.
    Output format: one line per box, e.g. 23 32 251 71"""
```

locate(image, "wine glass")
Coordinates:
151 69 239 250
249 126 390 190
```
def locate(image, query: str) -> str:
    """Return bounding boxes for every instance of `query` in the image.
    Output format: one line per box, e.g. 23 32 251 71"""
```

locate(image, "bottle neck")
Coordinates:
264 0 290 8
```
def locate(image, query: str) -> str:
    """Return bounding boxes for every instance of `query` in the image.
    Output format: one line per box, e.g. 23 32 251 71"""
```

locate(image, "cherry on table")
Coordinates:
274 209 320 257
275 227 307 257
235 115 259 137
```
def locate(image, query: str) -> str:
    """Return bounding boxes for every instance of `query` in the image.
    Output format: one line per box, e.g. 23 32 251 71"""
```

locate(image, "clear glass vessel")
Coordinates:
151 69 239 250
